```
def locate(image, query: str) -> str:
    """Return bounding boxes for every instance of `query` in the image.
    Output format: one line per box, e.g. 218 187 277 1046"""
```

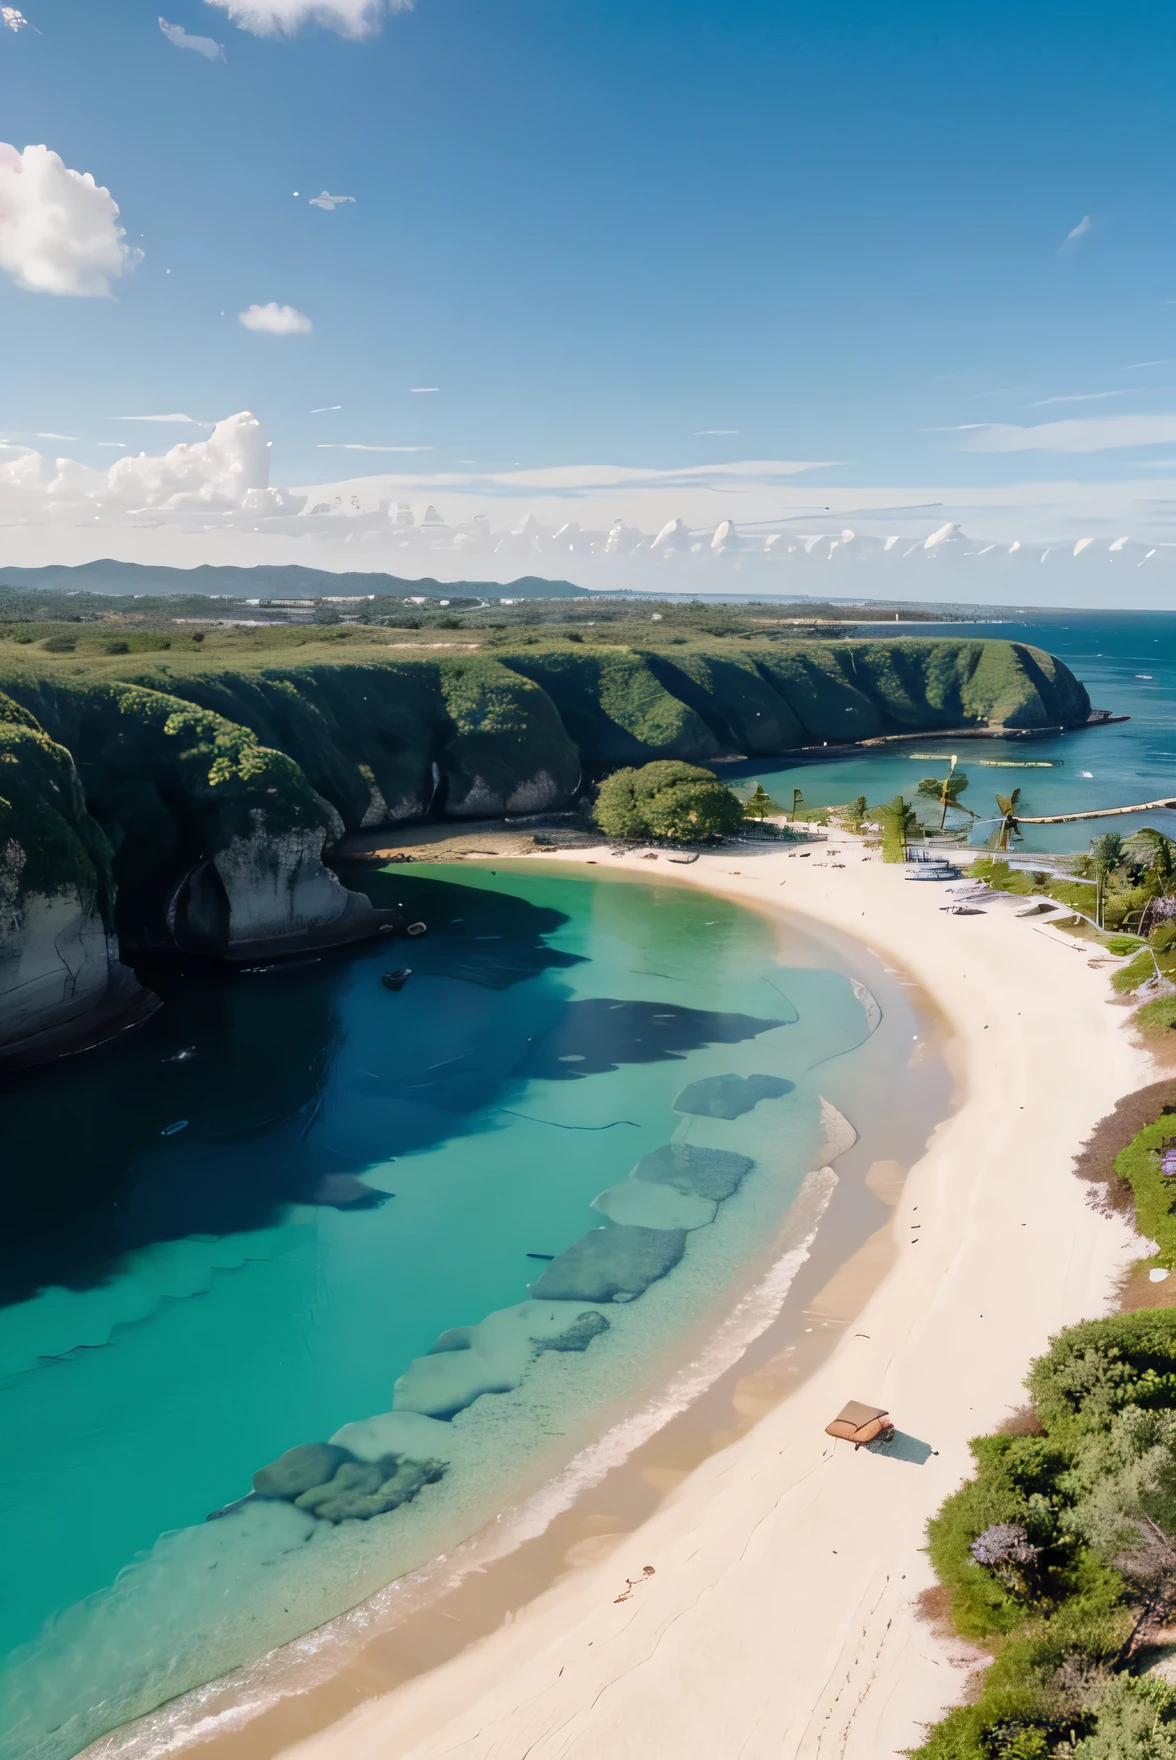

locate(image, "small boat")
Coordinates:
382 969 412 991
667 851 699 864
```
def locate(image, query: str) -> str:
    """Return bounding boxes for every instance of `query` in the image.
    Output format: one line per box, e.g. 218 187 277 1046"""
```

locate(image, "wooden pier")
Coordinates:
1020 797 1176 824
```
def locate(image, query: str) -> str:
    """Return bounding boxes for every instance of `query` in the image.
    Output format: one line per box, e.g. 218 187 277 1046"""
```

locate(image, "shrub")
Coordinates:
914 1309 1176 1759
593 760 743 844
875 794 917 862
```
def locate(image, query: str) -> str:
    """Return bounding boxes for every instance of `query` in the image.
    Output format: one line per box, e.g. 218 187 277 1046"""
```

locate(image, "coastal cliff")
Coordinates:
0 692 130 1058
0 636 1089 1052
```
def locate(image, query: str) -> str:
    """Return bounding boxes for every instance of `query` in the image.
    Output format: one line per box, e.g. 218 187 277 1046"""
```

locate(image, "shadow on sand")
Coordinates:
865 1430 935 1466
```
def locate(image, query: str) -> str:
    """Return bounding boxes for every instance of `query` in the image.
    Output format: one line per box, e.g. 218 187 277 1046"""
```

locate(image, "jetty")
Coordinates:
1019 796 1176 824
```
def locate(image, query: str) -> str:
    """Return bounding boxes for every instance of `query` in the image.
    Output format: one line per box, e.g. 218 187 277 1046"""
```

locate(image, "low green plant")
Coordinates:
1110 951 1157 994
1108 935 1147 957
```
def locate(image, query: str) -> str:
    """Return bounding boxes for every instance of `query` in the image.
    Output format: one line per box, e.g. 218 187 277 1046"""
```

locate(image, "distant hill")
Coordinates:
0 561 593 599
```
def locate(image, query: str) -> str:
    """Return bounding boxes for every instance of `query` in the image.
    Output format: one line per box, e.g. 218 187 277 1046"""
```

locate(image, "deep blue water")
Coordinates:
723 609 1176 854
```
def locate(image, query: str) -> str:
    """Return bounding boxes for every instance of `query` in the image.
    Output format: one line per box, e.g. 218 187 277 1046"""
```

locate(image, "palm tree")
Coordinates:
916 758 973 830
990 789 1023 853
1089 831 1126 928
879 794 919 862
1129 827 1176 893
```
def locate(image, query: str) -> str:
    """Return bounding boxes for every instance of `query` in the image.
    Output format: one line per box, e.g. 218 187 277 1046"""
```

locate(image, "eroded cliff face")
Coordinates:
209 820 376 952
0 694 136 1056
0 891 114 1050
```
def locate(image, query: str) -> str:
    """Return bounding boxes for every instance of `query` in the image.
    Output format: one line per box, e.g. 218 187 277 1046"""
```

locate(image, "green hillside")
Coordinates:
0 633 1089 957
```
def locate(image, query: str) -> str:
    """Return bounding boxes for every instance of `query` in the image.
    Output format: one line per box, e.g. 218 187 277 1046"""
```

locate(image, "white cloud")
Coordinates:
316 442 433 452
0 143 140 297
309 405 342 412
410 386 439 394
1027 391 1129 407
239 301 312 335
159 17 225 57
964 414 1176 452
1124 359 1176 370
694 428 740 435
2 9 36 31
36 431 77 440
204 0 411 38
111 412 206 423
308 191 354 210
1066 214 1093 241
0 411 297 516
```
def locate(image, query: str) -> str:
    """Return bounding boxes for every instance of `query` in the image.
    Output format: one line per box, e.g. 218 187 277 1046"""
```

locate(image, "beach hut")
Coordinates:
824 1401 895 1449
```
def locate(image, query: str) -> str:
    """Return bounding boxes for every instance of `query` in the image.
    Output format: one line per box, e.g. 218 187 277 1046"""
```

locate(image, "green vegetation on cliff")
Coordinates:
0 632 1089 950
0 691 114 925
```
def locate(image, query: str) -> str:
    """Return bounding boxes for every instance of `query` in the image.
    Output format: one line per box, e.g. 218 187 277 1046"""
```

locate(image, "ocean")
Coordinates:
0 861 940 1760
721 609 1176 854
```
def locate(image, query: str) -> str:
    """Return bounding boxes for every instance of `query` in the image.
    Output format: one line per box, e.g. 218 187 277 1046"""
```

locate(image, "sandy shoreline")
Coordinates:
220 832 1146 1760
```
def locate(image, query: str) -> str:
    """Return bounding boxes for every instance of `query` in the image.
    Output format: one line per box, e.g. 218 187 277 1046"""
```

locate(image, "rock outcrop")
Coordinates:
0 692 150 1059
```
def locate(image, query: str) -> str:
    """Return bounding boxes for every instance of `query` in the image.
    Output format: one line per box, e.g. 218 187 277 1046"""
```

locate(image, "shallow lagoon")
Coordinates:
2 863 907 1760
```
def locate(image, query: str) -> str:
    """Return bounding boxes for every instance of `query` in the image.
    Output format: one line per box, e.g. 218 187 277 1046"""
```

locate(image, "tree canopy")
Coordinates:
593 761 744 844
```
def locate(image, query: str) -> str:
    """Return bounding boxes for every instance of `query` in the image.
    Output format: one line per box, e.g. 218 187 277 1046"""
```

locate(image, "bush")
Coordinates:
913 1309 1176 1759
593 761 744 844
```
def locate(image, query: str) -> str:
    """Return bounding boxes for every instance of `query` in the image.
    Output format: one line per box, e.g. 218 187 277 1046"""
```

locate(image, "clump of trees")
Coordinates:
918 1308 1176 1758
593 761 744 844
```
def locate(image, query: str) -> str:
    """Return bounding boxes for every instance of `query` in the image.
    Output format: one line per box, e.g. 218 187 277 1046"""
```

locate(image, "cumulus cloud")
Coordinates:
159 17 225 58
0 143 140 297
2 8 37 31
239 301 312 335
964 414 1176 453
1066 214 1093 241
204 0 411 38
0 411 301 516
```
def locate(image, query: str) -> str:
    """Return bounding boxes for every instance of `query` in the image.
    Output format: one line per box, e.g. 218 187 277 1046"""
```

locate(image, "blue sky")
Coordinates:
4 0 1176 566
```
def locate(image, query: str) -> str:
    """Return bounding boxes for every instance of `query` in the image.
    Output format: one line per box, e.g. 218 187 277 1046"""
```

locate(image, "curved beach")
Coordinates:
264 835 1148 1760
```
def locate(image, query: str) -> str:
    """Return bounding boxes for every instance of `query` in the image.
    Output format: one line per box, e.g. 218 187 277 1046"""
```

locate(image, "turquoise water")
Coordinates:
722 610 1176 855
0 863 909 1760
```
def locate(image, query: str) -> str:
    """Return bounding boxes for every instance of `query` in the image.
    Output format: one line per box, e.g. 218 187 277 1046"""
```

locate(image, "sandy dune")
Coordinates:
275 836 1148 1760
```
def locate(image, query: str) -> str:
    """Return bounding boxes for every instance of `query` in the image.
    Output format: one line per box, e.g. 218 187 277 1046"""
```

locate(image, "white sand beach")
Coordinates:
267 835 1150 1760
